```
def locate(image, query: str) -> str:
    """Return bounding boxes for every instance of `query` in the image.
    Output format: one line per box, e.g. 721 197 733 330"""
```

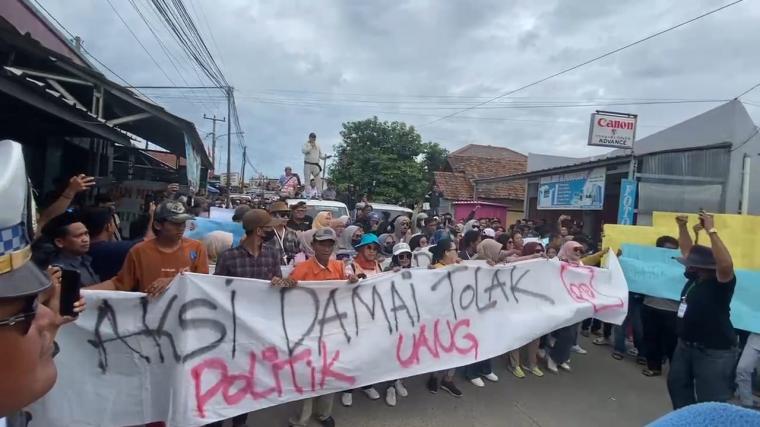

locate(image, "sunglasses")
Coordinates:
0 295 38 335
273 212 290 218
573 247 585 254
398 253 411 260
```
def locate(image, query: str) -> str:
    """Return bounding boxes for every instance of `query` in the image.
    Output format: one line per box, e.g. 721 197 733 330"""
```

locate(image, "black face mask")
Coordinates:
385 244 395 253
684 268 698 281
262 229 276 242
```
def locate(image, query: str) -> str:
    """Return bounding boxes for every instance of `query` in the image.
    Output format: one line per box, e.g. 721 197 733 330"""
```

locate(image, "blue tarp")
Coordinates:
620 243 760 333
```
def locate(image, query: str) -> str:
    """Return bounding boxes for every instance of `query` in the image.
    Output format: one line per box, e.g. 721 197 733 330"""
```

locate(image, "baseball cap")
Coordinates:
0 140 49 298
313 227 338 242
242 209 283 233
483 228 496 238
156 200 194 223
291 201 307 210
232 205 251 222
392 242 412 256
269 200 289 213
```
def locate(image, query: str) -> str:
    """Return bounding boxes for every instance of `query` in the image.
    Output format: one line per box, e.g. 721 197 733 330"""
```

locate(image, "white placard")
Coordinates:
29 256 628 427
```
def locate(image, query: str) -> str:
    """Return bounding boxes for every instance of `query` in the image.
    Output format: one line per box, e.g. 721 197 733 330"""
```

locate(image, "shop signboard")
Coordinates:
617 179 637 225
588 111 637 149
538 167 606 210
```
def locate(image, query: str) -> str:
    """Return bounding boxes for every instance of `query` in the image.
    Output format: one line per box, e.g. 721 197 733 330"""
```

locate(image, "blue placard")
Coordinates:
184 217 245 247
619 243 760 333
617 179 637 225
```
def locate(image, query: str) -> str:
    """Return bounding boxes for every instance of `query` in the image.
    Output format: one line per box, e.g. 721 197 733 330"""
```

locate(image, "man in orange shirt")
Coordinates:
89 200 208 296
288 227 357 427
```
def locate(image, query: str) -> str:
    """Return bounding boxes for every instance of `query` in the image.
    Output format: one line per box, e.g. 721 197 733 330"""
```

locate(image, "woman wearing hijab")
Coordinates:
311 211 333 230
337 225 363 260
330 216 349 237
506 242 547 378
392 215 412 244
412 212 428 234
543 240 586 374
377 234 396 258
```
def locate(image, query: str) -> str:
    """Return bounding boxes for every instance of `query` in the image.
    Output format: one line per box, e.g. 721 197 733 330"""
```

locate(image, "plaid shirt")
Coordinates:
214 244 282 280
265 228 302 263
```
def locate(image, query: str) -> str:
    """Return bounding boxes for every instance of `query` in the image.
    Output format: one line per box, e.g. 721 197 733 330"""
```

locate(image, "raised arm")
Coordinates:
37 174 95 234
676 215 693 257
701 213 734 283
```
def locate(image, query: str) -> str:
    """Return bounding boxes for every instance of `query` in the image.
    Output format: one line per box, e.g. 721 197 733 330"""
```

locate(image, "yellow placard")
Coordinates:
603 211 760 270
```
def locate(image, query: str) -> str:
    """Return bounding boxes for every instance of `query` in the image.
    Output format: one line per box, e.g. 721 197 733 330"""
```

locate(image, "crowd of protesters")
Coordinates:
4 155 758 427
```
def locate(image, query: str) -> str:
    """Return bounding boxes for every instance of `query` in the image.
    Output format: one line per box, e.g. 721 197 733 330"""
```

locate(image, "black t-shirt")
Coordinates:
677 275 737 349
287 216 312 232
88 240 140 281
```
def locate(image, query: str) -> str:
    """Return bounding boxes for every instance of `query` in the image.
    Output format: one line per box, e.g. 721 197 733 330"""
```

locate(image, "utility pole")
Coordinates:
321 154 333 192
203 114 225 171
240 145 247 194
226 85 233 207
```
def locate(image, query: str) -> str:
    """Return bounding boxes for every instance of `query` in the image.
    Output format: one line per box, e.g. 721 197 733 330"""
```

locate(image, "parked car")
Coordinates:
285 199 350 219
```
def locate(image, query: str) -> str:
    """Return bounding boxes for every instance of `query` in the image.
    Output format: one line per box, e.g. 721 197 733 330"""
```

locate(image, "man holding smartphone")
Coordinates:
41 212 100 288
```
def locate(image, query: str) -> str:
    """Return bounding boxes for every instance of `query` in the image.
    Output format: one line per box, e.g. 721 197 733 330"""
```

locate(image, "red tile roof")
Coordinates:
439 144 527 200
434 171 473 200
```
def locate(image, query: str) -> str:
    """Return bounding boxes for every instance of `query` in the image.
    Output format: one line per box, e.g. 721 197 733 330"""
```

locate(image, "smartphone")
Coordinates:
59 268 81 317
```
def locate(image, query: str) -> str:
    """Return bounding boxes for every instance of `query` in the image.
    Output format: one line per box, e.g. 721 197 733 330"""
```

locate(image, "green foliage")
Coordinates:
328 117 448 206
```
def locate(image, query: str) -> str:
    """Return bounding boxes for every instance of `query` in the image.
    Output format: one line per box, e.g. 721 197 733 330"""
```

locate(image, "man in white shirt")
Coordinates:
302 132 326 193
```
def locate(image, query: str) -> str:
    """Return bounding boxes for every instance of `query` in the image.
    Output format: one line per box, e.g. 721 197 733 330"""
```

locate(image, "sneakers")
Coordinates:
627 347 639 357
484 372 499 382
385 386 397 407
426 375 439 394
320 416 335 427
570 345 588 355
546 357 559 374
470 377 485 387
511 366 526 379
440 379 463 397
363 386 381 400
559 362 572 372
525 366 544 377
593 337 611 346
341 391 353 407
394 379 408 397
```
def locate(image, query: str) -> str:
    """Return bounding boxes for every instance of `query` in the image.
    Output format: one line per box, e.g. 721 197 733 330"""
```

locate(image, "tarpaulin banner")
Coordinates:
29 256 628 427
619 243 760 333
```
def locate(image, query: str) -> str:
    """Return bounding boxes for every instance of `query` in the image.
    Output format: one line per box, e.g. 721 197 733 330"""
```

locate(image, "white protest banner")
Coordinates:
29 255 628 427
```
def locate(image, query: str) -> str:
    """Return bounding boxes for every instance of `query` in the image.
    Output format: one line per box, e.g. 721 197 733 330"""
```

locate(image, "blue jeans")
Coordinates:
614 295 645 355
667 340 738 409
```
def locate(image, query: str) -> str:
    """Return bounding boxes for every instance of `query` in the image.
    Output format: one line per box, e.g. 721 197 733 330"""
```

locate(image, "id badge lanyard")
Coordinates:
678 281 697 319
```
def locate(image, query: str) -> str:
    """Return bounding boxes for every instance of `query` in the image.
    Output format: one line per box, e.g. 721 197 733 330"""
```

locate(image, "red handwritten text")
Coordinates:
396 318 479 368
191 341 355 418
559 263 624 313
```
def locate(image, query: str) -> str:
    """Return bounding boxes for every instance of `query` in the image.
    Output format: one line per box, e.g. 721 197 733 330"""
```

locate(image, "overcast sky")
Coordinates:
39 0 760 177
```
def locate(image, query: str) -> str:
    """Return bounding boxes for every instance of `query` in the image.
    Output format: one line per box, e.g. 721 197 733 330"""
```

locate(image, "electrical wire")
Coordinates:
736 82 760 99
423 0 746 126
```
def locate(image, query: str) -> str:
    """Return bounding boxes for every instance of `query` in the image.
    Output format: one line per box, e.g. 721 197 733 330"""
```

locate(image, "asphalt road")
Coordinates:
241 334 672 427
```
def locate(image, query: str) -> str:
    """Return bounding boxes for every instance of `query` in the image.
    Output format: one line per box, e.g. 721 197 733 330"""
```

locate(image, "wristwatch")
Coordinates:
708 228 718 234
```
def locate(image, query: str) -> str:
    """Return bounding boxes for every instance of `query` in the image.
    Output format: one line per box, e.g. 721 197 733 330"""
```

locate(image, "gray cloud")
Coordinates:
40 0 760 176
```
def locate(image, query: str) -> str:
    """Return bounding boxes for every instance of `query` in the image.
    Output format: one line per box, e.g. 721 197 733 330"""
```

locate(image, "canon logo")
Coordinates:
597 118 634 130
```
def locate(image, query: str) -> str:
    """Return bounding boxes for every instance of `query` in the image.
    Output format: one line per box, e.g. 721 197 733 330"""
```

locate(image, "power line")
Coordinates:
736 82 760 99
105 0 176 86
423 0 745 126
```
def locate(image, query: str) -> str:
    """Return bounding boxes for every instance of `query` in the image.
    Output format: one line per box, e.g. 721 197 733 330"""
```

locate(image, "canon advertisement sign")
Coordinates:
588 111 637 149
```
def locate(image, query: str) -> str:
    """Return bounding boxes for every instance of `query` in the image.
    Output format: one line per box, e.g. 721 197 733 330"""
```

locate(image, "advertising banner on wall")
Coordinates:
538 167 606 210
588 112 637 149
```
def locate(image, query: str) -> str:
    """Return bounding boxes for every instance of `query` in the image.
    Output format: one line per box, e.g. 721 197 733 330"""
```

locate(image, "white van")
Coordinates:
286 199 349 219
366 202 414 222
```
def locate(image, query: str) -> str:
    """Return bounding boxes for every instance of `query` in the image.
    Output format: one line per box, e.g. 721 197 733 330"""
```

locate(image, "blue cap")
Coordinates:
354 233 380 249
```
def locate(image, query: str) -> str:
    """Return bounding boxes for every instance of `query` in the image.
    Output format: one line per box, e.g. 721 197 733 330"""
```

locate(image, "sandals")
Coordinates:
642 368 661 377
611 351 624 360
